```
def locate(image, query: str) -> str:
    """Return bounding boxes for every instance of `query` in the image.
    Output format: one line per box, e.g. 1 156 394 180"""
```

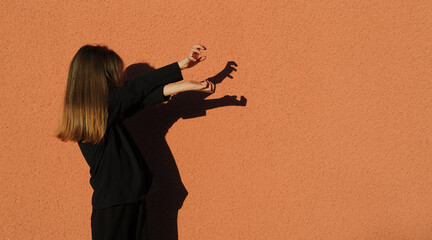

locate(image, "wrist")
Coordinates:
177 58 188 70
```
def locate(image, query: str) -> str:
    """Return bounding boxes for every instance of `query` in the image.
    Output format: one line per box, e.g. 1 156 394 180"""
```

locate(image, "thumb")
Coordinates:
200 80 208 88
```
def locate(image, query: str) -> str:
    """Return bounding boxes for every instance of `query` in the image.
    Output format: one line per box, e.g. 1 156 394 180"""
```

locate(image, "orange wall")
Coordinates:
1 1 432 239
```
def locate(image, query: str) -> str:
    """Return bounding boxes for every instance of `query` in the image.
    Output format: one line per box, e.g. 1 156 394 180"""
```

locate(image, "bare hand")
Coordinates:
185 79 215 93
178 44 207 69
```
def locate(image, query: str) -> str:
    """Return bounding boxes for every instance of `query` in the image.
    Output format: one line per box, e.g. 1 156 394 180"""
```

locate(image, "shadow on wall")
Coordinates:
121 61 246 239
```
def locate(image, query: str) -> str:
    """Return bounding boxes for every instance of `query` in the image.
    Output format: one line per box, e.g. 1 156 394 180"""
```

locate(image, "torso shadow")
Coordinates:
122 61 245 239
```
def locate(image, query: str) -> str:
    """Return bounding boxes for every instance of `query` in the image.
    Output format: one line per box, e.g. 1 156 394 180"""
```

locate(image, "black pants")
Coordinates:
91 199 147 240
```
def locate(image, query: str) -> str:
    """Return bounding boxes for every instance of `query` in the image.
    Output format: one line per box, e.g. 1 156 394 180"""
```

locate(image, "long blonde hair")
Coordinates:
55 45 124 144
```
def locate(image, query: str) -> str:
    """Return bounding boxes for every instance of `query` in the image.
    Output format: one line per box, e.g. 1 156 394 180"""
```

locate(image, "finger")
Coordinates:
189 51 200 61
210 81 215 92
190 54 197 61
190 48 200 54
191 51 201 60
193 44 206 50
188 56 197 62
200 80 208 89
206 80 213 92
198 56 207 62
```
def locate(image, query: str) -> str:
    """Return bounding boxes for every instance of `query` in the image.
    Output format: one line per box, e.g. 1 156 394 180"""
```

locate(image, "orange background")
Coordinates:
1 0 432 239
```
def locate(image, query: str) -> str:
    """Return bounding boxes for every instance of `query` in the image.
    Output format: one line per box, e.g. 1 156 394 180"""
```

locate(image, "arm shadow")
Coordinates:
121 61 246 239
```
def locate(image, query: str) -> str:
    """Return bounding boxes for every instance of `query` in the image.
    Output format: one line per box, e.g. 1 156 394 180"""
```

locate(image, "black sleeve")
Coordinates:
142 84 172 106
121 85 171 119
107 62 183 126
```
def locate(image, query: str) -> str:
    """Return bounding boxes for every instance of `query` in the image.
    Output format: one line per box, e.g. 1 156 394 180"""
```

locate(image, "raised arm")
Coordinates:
107 62 183 126
109 44 210 124
131 44 209 108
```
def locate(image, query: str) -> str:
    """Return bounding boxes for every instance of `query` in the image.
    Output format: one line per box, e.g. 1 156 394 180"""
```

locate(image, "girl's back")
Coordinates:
55 44 211 239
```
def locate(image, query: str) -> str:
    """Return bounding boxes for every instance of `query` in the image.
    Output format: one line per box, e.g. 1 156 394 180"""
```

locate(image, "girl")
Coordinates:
55 44 214 239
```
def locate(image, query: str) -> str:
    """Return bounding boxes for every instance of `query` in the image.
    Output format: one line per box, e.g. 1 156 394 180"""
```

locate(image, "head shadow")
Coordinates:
121 61 246 239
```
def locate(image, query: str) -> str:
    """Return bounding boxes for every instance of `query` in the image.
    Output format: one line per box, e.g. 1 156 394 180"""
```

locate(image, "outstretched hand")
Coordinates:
183 79 215 93
178 44 207 70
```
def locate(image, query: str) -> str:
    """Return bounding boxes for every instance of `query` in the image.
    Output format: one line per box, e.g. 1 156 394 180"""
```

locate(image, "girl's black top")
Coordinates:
78 62 183 209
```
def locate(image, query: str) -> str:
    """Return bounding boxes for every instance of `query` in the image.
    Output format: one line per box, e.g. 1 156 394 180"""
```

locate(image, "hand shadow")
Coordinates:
121 61 246 240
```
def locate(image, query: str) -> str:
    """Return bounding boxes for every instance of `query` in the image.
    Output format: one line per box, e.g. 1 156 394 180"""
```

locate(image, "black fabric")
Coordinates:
78 62 183 209
91 199 147 240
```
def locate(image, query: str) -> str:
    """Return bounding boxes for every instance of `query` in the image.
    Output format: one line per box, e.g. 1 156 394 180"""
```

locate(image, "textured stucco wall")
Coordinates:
1 0 432 239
